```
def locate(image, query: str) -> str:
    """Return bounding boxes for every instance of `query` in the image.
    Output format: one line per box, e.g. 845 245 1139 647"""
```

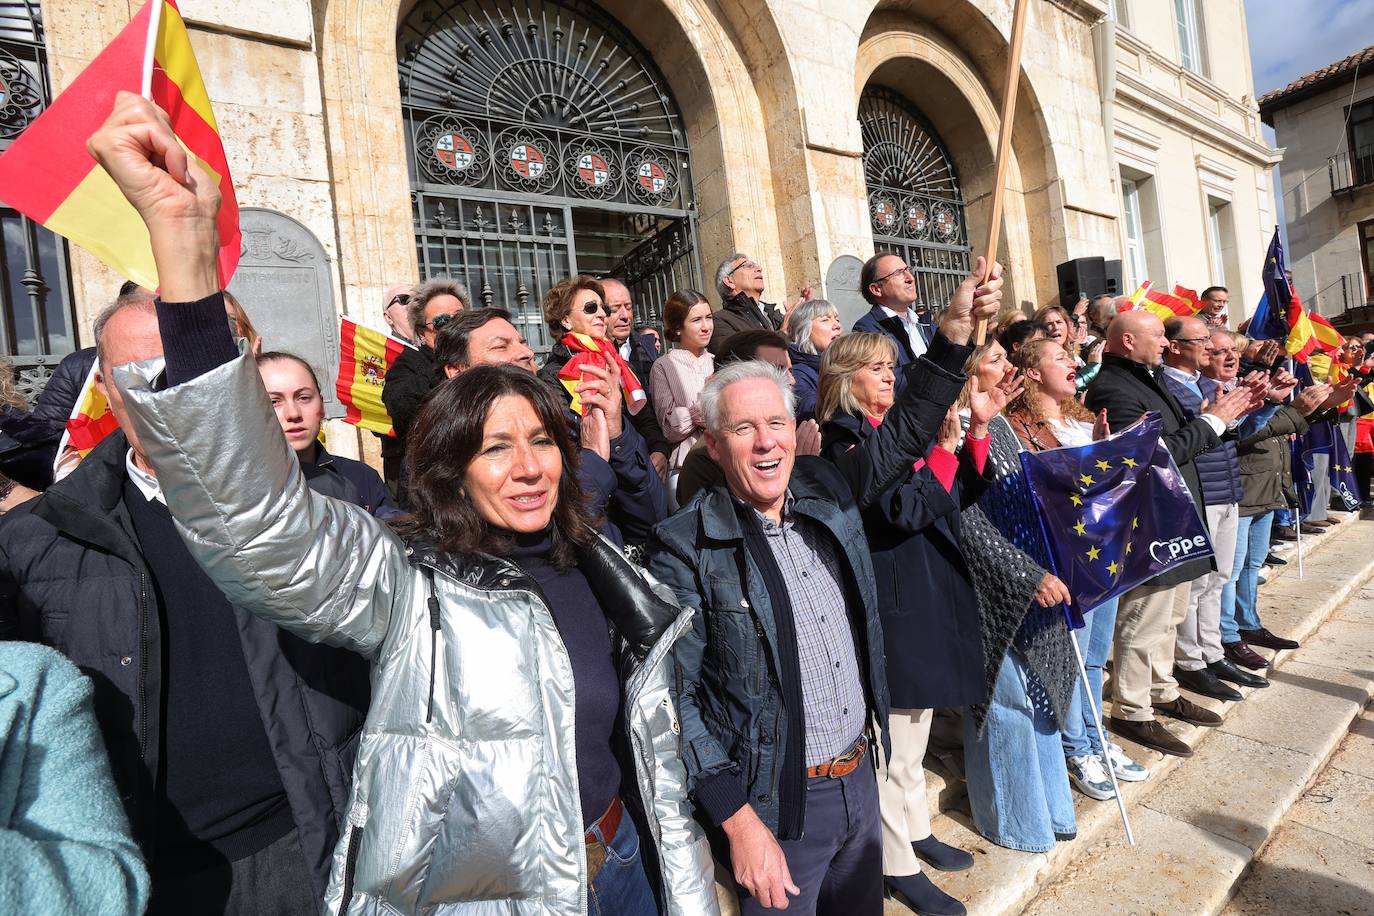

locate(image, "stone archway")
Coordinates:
856 14 1047 311
316 0 813 325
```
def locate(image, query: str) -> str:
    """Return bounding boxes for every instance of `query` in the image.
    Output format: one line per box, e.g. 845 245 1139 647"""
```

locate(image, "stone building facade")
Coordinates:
4 0 1276 457
1259 45 1374 330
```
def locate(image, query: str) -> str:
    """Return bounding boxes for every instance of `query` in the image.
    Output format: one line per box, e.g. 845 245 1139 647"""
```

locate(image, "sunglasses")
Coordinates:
580 300 609 316
430 311 458 331
387 293 411 308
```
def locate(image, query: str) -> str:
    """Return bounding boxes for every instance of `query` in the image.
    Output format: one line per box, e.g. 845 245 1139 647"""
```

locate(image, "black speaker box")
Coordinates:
1057 257 1108 309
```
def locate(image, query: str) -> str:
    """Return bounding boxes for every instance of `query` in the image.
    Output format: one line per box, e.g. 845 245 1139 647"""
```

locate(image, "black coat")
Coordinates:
0 432 370 909
821 411 990 709
0 347 98 489
707 292 783 355
1084 353 1219 586
379 342 435 445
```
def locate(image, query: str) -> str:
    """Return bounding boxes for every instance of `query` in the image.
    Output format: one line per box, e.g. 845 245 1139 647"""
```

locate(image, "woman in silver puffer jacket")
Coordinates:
94 92 718 916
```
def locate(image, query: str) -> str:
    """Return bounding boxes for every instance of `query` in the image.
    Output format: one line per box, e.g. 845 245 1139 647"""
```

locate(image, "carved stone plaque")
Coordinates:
825 254 867 329
226 208 341 417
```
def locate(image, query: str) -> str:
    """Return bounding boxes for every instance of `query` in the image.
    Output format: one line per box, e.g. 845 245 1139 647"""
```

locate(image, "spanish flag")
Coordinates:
1286 299 1343 364
336 318 412 436
0 0 240 290
56 361 118 467
556 332 647 416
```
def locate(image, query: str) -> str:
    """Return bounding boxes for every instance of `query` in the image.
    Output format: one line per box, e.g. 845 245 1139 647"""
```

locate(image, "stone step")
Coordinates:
877 509 1374 915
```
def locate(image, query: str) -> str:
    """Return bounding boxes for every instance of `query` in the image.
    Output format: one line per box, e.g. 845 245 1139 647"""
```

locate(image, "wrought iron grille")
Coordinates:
399 0 700 349
0 1 75 404
859 87 970 314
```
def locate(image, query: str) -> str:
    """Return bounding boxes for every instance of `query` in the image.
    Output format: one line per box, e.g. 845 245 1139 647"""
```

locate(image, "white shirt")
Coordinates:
1049 418 1095 448
125 449 164 505
879 305 928 358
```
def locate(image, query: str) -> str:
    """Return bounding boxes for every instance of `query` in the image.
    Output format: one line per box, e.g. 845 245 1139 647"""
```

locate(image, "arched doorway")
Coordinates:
859 85 969 313
397 0 699 351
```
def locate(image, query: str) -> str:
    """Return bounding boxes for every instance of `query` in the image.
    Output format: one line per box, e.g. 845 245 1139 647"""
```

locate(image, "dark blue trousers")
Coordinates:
738 763 883 916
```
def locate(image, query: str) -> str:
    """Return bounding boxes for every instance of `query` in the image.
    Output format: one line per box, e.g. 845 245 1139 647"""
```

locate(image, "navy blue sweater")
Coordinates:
1163 372 1244 506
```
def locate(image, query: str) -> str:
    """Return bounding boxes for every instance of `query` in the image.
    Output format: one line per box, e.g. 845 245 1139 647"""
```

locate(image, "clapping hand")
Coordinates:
968 370 1023 434
1091 408 1111 442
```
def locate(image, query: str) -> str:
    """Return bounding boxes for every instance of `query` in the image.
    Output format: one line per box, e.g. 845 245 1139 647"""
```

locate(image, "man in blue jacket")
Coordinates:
650 258 1001 915
853 252 932 393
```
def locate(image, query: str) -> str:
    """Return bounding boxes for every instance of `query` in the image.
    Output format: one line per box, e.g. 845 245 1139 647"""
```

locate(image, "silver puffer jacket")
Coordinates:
115 352 719 915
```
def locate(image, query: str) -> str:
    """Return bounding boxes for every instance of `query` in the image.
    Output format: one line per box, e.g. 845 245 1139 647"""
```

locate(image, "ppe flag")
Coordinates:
336 317 413 436
1330 431 1361 512
1019 414 1213 617
0 0 240 290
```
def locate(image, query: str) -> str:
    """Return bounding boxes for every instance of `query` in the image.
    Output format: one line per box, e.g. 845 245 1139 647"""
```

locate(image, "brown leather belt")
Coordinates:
807 735 868 779
584 796 624 885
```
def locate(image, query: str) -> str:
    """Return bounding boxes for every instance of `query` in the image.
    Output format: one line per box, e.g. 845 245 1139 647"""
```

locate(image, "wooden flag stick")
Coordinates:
974 0 1031 346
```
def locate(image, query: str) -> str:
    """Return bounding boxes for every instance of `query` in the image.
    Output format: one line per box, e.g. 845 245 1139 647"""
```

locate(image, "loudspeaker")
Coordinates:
1103 259 1123 296
1056 257 1106 309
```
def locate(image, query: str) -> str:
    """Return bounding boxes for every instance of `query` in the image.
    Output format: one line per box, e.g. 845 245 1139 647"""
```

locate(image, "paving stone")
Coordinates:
1326 709 1374 781
1019 806 1250 916
1220 661 1374 758
1142 731 1316 853
1285 767 1374 853
1287 620 1374 676
1219 821 1374 916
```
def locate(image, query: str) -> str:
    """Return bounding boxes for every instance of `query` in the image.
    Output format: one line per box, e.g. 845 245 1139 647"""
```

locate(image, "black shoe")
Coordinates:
1239 627 1299 651
1054 830 1078 841
1109 717 1194 757
1173 666 1243 702
1208 659 1269 689
1263 553 1287 567
911 835 974 872
885 872 967 916
1272 525 1298 542
1152 695 1224 726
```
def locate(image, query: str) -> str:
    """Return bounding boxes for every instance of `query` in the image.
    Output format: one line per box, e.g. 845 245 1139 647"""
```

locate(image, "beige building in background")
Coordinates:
1259 44 1374 330
2 0 1276 459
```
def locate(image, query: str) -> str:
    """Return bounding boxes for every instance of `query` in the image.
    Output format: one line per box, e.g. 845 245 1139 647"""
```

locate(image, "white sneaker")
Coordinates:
1067 754 1115 800
1103 742 1149 782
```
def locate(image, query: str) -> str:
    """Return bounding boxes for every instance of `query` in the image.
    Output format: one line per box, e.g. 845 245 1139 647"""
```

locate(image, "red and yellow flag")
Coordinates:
1287 302 1343 364
0 0 240 290
555 332 648 416
1138 286 1201 322
336 317 411 436
57 360 118 464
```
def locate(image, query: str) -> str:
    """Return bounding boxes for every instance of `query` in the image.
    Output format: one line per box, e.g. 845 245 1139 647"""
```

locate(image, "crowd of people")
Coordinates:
0 92 1369 916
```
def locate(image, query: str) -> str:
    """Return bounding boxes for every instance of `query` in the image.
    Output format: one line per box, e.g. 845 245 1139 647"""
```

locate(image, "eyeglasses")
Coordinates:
729 259 758 275
873 264 914 285
1173 337 1212 345
580 300 609 316
387 293 410 308
430 311 458 331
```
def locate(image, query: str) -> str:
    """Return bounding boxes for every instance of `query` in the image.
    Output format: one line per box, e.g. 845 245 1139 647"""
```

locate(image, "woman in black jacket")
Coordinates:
817 331 992 916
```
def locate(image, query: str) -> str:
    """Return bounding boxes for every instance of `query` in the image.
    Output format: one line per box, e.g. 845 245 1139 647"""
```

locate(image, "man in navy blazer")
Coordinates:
853 253 933 392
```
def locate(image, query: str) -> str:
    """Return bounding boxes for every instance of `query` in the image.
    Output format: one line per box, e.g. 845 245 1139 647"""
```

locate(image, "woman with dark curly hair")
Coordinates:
89 92 717 916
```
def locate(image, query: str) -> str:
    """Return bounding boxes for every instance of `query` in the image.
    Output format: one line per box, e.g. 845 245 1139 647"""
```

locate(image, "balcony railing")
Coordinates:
1330 146 1374 195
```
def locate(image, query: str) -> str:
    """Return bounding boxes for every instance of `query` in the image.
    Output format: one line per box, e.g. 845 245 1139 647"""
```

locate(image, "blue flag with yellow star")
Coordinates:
1018 414 1213 618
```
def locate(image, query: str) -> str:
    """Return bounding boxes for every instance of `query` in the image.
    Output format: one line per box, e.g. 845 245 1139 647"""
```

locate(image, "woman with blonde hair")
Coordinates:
817 331 993 915
1032 304 1100 391
1005 339 1149 802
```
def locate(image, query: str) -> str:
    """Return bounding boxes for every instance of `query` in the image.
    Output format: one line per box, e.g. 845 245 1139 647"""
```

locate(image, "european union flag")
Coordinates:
1019 414 1213 618
1250 228 1292 341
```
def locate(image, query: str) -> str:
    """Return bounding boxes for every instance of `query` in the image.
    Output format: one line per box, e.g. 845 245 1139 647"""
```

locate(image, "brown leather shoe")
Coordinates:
1224 641 1270 670
1272 525 1298 541
1108 717 1194 758
1152 696 1222 727
1299 522 1326 535
1306 518 1334 528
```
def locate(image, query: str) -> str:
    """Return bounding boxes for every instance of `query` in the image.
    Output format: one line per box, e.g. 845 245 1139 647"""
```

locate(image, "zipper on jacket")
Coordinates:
137 570 149 758
753 619 767 696
423 568 441 724
339 822 363 914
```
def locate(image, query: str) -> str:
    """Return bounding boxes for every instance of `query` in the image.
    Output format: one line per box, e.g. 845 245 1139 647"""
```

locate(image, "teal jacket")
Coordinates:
0 642 149 915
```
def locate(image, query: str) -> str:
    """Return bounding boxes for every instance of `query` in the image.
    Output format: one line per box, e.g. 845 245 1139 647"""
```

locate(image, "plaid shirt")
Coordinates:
756 500 865 767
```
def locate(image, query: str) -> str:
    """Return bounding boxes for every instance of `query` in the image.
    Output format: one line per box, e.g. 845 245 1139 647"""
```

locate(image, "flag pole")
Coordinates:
140 0 164 100
973 0 1030 346
1070 629 1136 846
1295 517 1304 578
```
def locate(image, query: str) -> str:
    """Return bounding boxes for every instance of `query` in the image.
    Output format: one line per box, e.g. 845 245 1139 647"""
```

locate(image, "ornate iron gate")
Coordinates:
859 87 970 314
0 2 76 403
399 0 699 352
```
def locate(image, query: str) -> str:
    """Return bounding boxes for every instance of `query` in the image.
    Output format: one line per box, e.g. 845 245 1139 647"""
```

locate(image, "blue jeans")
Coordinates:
1061 597 1119 759
1221 511 1271 643
587 803 656 916
964 649 1076 853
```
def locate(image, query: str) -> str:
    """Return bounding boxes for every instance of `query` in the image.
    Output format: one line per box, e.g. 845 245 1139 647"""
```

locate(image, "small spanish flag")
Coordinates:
0 0 240 290
57 361 118 465
1286 299 1343 364
555 332 647 416
336 317 412 436
1137 286 1201 322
